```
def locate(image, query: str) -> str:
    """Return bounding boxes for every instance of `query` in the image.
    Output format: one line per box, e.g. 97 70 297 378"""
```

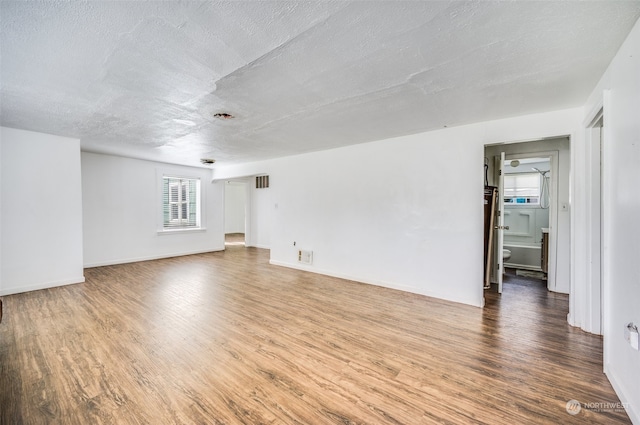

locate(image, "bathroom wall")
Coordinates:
502 209 548 270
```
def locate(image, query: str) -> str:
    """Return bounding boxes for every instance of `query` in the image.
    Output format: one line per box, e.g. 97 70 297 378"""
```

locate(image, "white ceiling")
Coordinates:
2 1 639 167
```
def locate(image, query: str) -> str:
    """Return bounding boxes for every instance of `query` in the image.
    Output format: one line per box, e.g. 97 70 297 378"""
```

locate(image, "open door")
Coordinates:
497 152 506 293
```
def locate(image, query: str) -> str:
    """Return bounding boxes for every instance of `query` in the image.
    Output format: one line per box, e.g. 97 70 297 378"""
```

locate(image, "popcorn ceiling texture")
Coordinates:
1 1 639 166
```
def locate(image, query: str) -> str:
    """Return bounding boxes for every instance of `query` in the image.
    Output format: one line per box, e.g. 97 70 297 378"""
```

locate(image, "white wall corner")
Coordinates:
605 368 640 425
0 276 85 297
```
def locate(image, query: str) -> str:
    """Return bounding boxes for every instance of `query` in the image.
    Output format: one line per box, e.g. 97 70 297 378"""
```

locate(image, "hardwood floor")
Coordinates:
0 247 630 424
225 233 246 247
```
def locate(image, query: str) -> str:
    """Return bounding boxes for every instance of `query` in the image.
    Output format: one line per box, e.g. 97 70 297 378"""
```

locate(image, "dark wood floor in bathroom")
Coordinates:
0 245 630 424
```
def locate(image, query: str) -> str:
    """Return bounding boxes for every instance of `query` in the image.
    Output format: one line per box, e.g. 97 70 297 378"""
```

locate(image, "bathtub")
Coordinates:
503 244 542 271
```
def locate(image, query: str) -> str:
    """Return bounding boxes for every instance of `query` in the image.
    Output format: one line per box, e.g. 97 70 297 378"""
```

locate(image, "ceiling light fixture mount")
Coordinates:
200 158 216 165
213 112 235 120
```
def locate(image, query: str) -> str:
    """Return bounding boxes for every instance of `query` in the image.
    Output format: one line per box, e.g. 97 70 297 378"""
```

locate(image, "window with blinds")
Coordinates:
162 176 201 229
504 173 540 204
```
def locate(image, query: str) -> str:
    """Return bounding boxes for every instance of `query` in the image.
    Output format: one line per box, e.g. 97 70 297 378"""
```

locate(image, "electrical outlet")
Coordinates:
297 250 313 264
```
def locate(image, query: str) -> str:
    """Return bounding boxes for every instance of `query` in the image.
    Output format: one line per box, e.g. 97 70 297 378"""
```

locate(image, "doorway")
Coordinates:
503 156 552 273
585 109 604 335
484 137 571 295
224 180 248 246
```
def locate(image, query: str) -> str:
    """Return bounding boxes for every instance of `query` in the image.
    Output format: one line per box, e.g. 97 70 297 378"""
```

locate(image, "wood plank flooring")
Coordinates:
225 233 245 246
0 247 630 424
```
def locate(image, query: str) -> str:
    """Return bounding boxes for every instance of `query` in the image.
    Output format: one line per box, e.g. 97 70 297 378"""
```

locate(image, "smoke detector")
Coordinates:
200 158 216 165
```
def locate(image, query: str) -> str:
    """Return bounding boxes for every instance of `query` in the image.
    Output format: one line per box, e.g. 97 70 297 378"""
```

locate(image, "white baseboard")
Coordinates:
0 276 86 296
246 244 270 249
606 366 639 424
84 247 225 268
567 312 575 326
268 260 482 308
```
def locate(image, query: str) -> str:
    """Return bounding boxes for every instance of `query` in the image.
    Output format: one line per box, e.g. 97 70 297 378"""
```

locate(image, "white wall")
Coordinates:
214 107 582 307
82 152 224 267
224 181 246 234
0 130 2 293
0 127 85 295
581 19 640 424
247 182 272 249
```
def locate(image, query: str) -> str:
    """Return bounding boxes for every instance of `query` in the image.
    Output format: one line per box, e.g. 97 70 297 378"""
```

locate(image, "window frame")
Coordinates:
157 170 206 235
503 172 541 206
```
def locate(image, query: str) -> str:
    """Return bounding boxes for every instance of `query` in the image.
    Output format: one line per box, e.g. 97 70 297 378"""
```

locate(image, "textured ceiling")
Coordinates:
2 1 639 167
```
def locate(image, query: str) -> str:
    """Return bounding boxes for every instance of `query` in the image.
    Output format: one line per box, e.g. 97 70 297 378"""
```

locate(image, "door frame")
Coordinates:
484 137 568 295
503 150 559 292
223 178 251 246
585 104 605 337
498 152 505 293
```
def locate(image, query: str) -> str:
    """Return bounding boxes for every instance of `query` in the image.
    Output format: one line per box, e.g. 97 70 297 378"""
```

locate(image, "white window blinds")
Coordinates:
162 176 200 229
504 173 540 204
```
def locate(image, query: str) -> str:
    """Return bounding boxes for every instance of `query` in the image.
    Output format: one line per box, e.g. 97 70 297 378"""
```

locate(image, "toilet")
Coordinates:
503 249 511 262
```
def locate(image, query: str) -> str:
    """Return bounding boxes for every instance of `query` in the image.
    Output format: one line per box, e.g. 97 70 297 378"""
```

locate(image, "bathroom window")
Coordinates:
504 173 540 204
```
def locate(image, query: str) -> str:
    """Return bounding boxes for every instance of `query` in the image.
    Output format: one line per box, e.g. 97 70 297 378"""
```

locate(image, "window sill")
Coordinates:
157 227 207 236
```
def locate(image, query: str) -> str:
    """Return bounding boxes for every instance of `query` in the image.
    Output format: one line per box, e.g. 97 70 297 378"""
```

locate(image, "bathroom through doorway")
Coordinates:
502 156 551 282
484 136 571 296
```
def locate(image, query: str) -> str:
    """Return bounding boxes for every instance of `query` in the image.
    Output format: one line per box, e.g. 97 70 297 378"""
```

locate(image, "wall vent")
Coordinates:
256 175 269 189
298 250 313 265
